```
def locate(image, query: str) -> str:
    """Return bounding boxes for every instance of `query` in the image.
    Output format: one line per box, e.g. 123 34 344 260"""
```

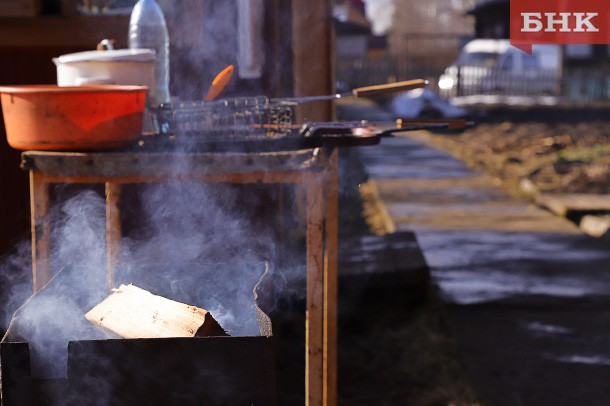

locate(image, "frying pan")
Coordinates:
297 118 472 147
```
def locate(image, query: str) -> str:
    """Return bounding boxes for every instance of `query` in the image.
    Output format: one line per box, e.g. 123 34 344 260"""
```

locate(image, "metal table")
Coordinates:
21 147 339 406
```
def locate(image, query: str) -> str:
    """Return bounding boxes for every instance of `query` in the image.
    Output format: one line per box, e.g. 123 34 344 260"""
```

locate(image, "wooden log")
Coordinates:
85 284 228 339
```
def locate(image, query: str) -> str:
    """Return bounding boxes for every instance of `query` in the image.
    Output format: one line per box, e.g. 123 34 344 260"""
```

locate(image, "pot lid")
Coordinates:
55 49 156 64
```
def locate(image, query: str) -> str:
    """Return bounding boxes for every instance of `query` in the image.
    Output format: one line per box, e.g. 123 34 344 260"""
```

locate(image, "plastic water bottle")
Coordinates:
128 0 170 107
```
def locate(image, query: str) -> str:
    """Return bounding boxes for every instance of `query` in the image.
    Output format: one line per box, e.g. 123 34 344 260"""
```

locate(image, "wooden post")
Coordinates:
291 0 335 122
305 172 325 406
29 170 50 292
105 182 121 289
323 148 339 406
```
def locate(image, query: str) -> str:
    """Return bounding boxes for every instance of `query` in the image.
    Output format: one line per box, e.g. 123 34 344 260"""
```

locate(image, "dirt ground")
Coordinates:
425 104 610 197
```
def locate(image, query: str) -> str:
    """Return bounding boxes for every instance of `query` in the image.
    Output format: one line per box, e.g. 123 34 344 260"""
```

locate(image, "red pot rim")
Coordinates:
0 84 148 94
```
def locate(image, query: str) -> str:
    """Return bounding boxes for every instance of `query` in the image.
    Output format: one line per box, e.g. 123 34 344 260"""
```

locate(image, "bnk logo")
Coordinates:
510 0 609 53
521 13 599 33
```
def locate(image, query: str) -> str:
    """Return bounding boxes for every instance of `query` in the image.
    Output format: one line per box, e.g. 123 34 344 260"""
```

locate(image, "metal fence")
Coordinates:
439 65 563 98
562 68 610 101
337 57 610 101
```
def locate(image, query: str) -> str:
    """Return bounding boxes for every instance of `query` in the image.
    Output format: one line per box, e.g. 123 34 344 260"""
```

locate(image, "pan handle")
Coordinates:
352 79 428 97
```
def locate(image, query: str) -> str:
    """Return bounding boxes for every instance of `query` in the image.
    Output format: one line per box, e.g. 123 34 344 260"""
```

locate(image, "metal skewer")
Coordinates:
277 78 428 104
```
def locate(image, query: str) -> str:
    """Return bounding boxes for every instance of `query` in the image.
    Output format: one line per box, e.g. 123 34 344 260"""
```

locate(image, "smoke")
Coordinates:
118 181 291 336
1 164 309 380
0 189 108 339
124 182 276 264
53 189 107 271
364 0 396 35
166 1 244 100
0 241 33 333
2 190 110 377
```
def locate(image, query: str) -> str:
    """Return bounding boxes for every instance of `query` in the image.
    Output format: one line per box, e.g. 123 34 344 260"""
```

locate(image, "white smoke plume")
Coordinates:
364 0 396 35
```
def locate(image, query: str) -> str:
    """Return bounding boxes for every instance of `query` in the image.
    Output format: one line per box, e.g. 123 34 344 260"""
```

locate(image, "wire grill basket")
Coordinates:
155 96 297 138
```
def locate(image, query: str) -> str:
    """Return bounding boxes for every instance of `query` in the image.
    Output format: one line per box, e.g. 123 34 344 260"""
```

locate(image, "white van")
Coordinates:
438 39 562 97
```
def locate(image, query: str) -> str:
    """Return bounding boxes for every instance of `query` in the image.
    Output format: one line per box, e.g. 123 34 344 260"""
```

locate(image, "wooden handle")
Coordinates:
396 118 470 129
204 65 235 101
352 79 428 97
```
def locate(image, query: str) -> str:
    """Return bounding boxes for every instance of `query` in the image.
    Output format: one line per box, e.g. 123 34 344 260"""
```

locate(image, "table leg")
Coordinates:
105 182 121 289
323 149 339 406
305 173 325 406
30 170 50 292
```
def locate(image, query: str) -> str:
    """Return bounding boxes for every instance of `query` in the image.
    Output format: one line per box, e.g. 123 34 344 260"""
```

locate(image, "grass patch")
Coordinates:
558 143 610 163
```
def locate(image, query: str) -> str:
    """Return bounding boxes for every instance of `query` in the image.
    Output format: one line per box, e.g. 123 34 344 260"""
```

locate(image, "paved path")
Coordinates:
357 133 610 406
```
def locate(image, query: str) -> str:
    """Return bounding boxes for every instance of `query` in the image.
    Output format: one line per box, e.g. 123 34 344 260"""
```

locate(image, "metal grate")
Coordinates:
154 96 297 138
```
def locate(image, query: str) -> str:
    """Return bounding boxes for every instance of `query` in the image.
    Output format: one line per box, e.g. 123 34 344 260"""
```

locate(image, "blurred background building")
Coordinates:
334 0 475 89
335 0 610 100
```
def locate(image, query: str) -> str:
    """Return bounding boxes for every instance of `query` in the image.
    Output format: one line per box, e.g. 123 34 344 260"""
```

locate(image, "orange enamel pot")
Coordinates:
0 84 147 151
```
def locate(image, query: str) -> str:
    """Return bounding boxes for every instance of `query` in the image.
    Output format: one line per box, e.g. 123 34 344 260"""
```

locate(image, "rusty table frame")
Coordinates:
21 147 339 406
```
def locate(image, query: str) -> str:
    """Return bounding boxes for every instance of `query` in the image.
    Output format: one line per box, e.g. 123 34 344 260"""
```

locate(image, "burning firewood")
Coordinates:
85 284 228 338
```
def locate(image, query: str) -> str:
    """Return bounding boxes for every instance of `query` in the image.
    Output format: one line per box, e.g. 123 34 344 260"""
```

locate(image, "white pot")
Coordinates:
53 48 158 133
53 48 156 88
